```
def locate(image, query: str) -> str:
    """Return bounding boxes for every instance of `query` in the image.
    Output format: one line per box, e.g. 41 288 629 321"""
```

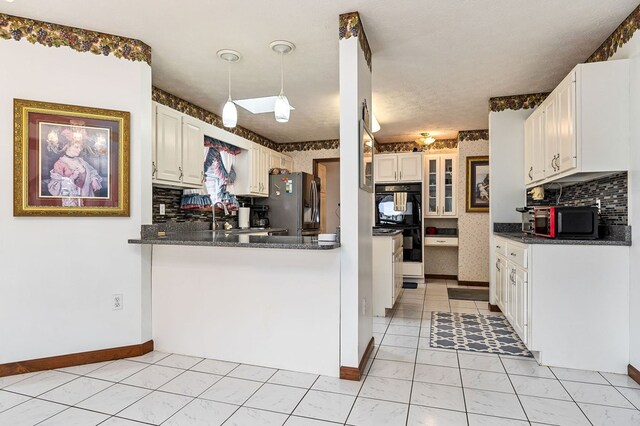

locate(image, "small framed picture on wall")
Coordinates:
466 156 489 212
13 99 130 216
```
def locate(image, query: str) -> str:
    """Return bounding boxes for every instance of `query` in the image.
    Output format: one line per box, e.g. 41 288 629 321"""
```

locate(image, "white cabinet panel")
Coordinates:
544 97 559 178
181 117 205 186
155 105 182 182
556 73 577 174
373 235 403 316
374 155 398 182
513 265 528 345
397 153 422 182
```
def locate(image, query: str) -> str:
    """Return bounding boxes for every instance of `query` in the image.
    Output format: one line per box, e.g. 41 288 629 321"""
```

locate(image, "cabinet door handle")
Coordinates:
394 171 397 180
200 171 206 183
510 252 516 257
436 240 446 243
400 171 402 180
496 245 502 249
528 166 533 180
496 261 500 272
178 166 183 180
152 161 157 178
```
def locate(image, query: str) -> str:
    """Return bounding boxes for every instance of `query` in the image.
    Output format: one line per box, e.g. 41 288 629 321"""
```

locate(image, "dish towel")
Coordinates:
394 192 407 212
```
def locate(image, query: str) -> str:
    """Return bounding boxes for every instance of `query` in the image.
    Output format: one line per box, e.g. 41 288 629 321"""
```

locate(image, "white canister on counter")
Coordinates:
238 207 250 229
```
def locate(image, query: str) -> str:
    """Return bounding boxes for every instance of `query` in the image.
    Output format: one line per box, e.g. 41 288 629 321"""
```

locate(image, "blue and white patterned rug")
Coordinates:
430 312 532 357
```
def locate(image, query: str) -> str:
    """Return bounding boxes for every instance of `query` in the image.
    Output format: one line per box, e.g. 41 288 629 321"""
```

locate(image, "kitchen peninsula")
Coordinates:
129 225 341 376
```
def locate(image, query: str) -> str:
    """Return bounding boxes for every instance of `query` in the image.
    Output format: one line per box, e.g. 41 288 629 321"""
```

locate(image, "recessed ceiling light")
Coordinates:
234 96 295 114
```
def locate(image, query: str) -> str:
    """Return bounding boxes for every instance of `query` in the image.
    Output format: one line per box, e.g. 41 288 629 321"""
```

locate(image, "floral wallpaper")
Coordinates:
152 87 278 151
288 148 340 175
0 13 151 64
458 130 489 142
586 4 640 63
278 139 340 152
457 138 490 283
489 93 550 112
339 12 372 71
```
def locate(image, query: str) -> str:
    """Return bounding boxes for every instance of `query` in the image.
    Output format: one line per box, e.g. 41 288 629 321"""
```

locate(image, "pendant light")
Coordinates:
270 40 295 123
217 49 241 128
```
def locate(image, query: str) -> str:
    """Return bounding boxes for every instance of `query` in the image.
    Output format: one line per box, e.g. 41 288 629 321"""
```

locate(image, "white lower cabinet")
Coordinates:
373 233 403 316
492 235 630 373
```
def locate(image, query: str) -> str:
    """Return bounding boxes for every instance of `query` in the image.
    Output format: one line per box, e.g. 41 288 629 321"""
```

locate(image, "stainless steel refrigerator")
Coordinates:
255 172 320 236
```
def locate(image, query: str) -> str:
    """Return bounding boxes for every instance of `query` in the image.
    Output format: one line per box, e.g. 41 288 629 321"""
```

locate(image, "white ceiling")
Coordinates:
1 0 637 142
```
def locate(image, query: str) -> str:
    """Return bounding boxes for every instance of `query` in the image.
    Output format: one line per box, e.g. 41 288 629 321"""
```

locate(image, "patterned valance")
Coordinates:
339 12 372 71
587 4 640 63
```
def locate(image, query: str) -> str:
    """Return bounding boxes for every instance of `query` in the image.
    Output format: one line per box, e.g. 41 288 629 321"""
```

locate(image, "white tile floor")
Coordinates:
1 279 640 425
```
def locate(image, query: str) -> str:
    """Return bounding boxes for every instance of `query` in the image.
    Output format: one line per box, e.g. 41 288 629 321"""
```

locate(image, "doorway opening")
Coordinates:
313 158 340 234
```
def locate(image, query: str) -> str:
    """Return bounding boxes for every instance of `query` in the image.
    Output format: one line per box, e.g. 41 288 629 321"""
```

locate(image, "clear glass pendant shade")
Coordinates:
274 94 290 123
222 99 237 128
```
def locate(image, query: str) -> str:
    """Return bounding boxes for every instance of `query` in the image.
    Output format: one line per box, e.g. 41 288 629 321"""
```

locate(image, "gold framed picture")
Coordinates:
14 99 130 216
466 156 489 213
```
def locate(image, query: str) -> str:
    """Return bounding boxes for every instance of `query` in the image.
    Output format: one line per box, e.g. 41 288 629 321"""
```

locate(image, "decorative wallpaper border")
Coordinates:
277 139 340 152
458 130 489 142
587 4 640 63
488 92 550 112
0 13 151 64
152 87 278 151
377 139 458 153
339 12 372 71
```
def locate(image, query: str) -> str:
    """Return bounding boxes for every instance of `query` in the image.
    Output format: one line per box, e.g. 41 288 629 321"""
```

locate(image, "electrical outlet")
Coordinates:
159 204 166 215
361 298 366 316
112 294 123 310
596 199 601 213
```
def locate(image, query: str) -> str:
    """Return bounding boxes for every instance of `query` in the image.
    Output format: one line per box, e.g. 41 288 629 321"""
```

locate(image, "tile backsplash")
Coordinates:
152 186 212 223
526 172 628 225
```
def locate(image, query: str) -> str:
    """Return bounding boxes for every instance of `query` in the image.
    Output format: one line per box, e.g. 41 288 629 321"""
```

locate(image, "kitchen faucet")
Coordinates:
212 201 229 231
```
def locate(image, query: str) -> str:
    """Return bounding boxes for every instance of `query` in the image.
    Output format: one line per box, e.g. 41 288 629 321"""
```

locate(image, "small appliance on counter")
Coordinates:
250 205 270 228
517 206 599 239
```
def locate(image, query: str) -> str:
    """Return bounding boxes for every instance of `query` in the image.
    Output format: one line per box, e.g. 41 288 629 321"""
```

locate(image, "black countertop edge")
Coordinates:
372 230 403 237
128 237 340 250
493 232 631 246
140 223 288 238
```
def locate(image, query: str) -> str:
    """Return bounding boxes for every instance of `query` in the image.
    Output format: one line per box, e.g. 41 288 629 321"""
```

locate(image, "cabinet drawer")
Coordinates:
425 237 458 247
494 238 507 257
506 244 528 268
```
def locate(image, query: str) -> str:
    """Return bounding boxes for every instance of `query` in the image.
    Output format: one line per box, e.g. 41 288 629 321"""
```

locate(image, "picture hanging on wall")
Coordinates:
360 119 375 192
13 99 130 216
466 156 489 213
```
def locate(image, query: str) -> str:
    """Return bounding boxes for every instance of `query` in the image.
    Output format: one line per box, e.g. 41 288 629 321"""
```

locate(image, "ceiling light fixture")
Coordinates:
217 49 241 128
372 114 381 133
270 40 295 123
416 132 436 145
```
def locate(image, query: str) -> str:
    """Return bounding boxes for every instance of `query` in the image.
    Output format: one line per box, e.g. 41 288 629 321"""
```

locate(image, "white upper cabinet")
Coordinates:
374 155 398 182
397 153 423 182
234 142 271 197
524 60 629 187
181 116 205 186
425 154 457 217
154 104 203 189
374 153 423 183
154 105 182 183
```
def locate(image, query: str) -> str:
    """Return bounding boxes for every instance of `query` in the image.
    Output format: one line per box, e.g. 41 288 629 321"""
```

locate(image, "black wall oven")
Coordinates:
375 183 422 262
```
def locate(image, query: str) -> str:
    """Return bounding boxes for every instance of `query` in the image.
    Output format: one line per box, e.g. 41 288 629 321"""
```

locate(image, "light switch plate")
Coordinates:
159 204 166 215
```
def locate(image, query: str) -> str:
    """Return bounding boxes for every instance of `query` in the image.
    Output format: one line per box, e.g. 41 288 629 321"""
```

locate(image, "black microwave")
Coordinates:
529 206 599 239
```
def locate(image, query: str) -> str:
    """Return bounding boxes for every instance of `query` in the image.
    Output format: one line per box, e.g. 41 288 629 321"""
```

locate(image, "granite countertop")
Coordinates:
493 232 631 246
372 228 403 237
129 231 340 250
493 222 631 246
213 227 288 235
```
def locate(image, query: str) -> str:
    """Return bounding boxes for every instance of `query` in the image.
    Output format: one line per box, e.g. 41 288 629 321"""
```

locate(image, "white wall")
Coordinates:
611 32 640 369
289 148 340 174
0 40 152 363
488 109 530 304
339 35 373 368
324 162 341 234
458 139 490 282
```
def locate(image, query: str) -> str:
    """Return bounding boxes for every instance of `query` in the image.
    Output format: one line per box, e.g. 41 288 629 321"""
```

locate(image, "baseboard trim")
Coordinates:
459 280 490 287
629 364 640 385
488 303 502 313
425 274 458 280
340 337 375 381
0 340 154 377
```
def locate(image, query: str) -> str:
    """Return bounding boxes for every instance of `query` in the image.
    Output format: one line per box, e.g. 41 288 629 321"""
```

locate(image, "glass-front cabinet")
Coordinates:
425 154 457 217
